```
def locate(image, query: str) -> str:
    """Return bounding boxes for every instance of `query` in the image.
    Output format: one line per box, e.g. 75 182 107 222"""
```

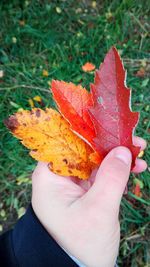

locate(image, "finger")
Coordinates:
80 137 147 192
75 168 99 191
32 161 80 188
85 147 132 212
32 162 53 182
132 159 147 173
133 136 147 151
32 162 85 199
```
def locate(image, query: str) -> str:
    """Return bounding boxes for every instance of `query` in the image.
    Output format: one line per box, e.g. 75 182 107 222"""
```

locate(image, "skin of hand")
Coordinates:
32 137 147 267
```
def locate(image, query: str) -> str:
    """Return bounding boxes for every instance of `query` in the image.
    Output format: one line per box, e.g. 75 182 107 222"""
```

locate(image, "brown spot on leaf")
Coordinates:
4 116 19 132
56 170 61 173
68 162 82 170
68 169 72 174
63 158 68 164
32 149 37 152
35 109 41 117
48 162 53 170
48 162 53 168
68 162 86 171
68 163 75 169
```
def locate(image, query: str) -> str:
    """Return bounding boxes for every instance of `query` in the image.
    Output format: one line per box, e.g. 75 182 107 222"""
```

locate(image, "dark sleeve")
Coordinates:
0 204 78 267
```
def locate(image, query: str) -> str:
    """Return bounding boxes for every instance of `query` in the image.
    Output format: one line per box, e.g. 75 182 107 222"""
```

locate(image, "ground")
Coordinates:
0 1 150 266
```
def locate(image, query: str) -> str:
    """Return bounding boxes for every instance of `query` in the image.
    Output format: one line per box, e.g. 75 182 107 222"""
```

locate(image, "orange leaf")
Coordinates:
4 108 98 179
82 62 95 72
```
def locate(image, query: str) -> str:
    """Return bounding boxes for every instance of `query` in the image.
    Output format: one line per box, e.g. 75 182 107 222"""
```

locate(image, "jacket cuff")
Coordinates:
12 204 78 267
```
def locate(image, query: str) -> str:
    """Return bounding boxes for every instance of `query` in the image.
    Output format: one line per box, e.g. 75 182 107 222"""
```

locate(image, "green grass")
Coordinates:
0 1 150 266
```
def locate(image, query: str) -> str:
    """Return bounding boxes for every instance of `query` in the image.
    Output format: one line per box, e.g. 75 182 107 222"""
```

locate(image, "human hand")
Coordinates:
32 137 147 267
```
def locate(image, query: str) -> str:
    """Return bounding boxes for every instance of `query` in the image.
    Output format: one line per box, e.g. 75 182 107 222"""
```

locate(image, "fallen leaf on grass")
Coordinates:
135 67 145 77
42 69 49 77
133 183 142 197
138 150 144 158
19 20 25 26
28 98 34 108
82 62 95 72
33 95 42 102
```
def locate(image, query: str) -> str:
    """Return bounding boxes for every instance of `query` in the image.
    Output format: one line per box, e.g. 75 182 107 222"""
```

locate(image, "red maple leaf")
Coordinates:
88 47 140 167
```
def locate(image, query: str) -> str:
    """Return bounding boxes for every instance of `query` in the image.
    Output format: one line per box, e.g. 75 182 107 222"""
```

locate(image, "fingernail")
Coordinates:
114 147 132 165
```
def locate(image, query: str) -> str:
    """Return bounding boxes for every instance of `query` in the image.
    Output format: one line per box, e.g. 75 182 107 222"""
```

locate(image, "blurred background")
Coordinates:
0 0 149 266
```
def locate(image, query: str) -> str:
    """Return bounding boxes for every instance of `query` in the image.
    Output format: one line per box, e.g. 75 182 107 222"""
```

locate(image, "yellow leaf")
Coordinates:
12 37 17 43
33 95 42 102
5 108 98 179
47 80 51 86
56 7 62 13
42 69 49 77
28 98 34 108
92 1 97 8
105 11 113 20
17 108 24 112
17 207 26 218
0 209 6 218
138 150 144 158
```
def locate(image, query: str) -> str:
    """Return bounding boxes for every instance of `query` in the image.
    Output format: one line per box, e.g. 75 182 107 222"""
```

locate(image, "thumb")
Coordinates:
87 146 132 212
